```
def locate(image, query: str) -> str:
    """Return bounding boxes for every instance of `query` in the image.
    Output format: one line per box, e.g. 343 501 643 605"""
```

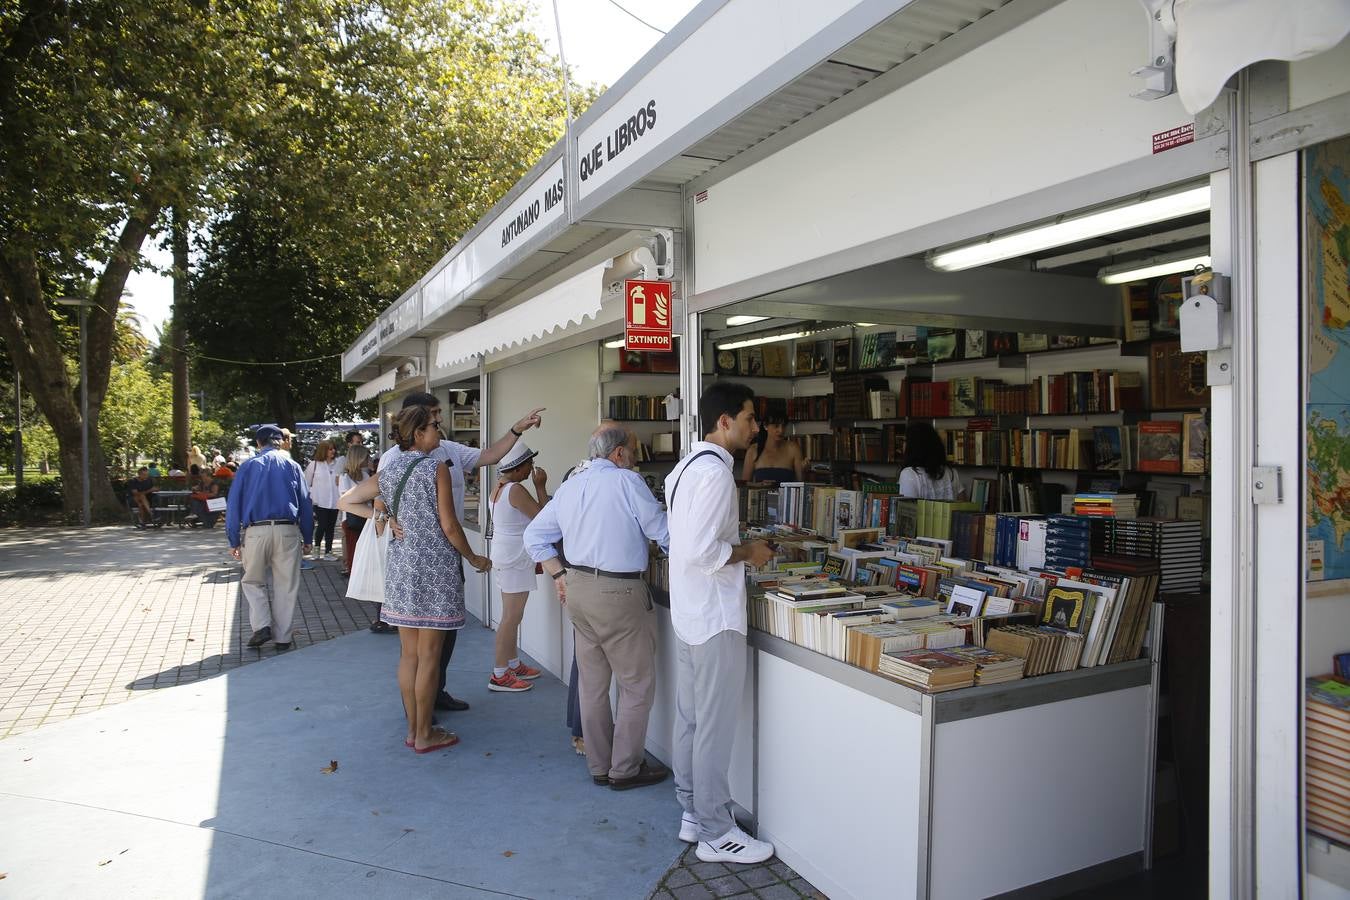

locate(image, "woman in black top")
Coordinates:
741 409 806 484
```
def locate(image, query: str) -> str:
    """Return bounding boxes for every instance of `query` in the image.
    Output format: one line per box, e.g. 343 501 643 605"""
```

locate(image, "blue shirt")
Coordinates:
225 447 315 548
524 459 669 572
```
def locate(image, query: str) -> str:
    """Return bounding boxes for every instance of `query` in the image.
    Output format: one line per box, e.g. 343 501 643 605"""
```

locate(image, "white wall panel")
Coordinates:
487 342 602 677
1252 151 1303 895
693 0 1192 294
755 652 923 900
930 688 1150 899
1290 35 1350 111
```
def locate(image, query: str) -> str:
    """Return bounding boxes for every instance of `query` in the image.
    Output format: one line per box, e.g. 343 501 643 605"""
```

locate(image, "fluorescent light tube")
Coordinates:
716 330 816 351
1097 250 1211 285
726 315 768 326
603 338 625 348
928 186 1210 272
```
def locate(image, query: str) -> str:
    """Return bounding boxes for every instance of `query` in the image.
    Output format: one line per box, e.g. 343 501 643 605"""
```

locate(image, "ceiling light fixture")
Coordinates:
725 315 768 326
1097 249 1211 285
603 338 626 348
927 185 1210 272
716 330 818 351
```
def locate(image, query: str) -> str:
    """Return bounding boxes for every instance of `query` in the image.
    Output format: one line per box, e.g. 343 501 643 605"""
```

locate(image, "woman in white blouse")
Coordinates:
897 422 966 500
305 439 342 560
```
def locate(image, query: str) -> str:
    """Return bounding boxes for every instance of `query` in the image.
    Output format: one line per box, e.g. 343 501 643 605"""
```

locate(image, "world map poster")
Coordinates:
1307 137 1350 584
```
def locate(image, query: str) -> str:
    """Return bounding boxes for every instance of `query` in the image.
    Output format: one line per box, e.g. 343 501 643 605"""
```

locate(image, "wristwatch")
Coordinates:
552 569 567 580
510 426 523 437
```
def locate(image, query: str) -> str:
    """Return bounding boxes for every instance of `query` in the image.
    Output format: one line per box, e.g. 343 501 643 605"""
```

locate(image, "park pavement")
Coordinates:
0 527 825 899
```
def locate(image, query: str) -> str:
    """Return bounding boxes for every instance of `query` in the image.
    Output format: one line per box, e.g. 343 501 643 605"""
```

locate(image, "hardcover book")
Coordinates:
1138 421 1183 473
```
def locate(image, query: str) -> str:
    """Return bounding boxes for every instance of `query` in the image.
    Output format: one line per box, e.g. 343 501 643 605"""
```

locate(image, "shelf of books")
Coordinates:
602 348 681 500
708 325 1210 523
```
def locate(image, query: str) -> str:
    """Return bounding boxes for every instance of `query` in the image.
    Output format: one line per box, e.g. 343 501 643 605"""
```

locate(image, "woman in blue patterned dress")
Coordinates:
379 405 491 754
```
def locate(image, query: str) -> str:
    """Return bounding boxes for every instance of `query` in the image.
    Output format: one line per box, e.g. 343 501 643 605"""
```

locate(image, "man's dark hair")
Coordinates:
346 430 364 444
700 381 755 437
402 392 438 410
137 467 149 475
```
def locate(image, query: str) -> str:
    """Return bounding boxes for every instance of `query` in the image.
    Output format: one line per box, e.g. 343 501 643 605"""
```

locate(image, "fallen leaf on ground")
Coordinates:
97 860 111 867
371 810 379 816
320 760 339 774
402 828 414 833
22 758 31 762
119 849 129 855
484 752 492 757
0 872 7 879
502 851 514 858
186 638 195 642
293 706 301 711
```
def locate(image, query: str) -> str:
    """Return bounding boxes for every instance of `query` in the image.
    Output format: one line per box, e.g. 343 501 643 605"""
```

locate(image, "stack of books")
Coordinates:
942 645 1026 685
1306 676 1350 846
1072 492 1139 519
1045 515 1093 570
1098 518 1204 591
876 649 977 691
985 625 1085 676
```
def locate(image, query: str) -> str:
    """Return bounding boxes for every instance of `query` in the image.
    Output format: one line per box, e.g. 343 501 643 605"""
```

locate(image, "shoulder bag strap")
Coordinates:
668 450 723 509
389 456 434 520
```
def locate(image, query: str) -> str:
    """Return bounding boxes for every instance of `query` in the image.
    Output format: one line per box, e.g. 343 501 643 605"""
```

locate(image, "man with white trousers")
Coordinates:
665 381 777 864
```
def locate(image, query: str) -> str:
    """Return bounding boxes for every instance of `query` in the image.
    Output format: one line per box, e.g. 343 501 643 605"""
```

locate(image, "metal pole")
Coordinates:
13 370 22 486
80 301 89 527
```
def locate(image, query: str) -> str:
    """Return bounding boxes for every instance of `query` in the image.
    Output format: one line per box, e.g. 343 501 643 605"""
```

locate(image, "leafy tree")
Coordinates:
1 0 579 518
187 0 588 426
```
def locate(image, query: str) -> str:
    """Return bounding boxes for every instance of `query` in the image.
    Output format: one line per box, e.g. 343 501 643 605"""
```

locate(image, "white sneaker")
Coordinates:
695 825 773 864
679 811 698 843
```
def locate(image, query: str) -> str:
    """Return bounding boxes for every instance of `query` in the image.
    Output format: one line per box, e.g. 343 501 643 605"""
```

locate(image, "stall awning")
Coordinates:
433 263 610 371
354 370 397 402
1176 0 1350 113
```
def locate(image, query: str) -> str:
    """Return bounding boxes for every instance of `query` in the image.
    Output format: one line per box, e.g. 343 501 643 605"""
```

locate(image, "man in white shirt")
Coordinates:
381 392 545 713
665 382 776 865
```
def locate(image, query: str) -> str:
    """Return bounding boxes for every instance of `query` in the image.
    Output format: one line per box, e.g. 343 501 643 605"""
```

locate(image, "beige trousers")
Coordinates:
566 572 656 781
241 523 302 643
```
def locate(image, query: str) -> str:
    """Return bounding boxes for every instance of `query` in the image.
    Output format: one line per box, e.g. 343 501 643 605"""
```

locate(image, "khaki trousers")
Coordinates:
566 572 656 781
240 523 302 643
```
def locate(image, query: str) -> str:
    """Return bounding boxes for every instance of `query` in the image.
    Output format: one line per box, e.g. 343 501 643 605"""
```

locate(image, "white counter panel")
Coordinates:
930 686 1150 899
756 651 924 900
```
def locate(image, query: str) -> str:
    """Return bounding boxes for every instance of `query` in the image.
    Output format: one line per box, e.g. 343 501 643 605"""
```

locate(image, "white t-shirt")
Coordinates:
306 459 342 508
379 440 481 520
898 465 963 500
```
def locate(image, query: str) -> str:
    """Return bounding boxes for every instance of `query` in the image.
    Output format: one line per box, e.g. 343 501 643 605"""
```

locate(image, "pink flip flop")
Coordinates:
413 731 460 754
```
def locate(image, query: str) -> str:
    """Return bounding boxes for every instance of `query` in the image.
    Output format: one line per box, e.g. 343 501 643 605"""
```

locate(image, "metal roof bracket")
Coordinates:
1132 0 1178 101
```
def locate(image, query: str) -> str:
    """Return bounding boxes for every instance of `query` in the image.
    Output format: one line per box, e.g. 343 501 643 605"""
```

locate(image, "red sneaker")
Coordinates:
509 662 541 680
488 671 533 692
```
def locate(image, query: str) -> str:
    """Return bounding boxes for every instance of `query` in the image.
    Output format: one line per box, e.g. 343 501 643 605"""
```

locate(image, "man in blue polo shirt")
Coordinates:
226 425 315 651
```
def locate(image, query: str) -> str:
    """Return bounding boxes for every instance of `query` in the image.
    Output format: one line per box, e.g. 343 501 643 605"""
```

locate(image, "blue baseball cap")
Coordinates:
255 425 284 444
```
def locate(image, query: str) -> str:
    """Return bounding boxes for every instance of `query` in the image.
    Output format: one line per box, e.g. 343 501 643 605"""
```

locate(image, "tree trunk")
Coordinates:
0 201 160 521
170 207 190 471
269 379 296 432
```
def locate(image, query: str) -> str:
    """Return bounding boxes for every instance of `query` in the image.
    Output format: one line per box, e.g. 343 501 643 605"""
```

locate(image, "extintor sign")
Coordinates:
624 279 672 352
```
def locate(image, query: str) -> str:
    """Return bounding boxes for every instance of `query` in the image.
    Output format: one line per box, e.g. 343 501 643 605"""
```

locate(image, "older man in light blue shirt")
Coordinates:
525 423 670 791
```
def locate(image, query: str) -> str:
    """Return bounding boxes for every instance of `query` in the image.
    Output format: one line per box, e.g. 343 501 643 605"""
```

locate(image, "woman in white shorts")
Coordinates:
487 441 550 692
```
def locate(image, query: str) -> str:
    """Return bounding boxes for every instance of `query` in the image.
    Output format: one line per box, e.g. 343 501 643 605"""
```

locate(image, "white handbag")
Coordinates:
345 518 390 603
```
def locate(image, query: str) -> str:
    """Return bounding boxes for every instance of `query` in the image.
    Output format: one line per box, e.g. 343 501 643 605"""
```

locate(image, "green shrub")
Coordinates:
0 476 64 525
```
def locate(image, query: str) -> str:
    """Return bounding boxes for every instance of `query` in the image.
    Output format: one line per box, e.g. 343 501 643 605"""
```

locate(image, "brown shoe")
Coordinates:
608 761 669 791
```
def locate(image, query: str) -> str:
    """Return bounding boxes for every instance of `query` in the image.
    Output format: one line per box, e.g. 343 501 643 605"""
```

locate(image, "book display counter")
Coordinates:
741 625 1159 900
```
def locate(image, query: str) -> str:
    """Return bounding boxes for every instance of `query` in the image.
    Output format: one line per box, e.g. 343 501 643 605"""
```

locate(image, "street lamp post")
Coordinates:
54 297 91 527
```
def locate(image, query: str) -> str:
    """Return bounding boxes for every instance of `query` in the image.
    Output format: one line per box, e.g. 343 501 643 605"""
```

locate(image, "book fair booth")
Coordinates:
342 1 1350 896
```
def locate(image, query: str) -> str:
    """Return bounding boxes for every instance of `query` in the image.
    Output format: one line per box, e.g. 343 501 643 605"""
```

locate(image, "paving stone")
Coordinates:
751 884 799 900
0 528 376 740
787 878 815 896
768 860 796 880
690 861 731 881
736 866 780 889
671 883 716 900
705 874 750 897
664 867 697 889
